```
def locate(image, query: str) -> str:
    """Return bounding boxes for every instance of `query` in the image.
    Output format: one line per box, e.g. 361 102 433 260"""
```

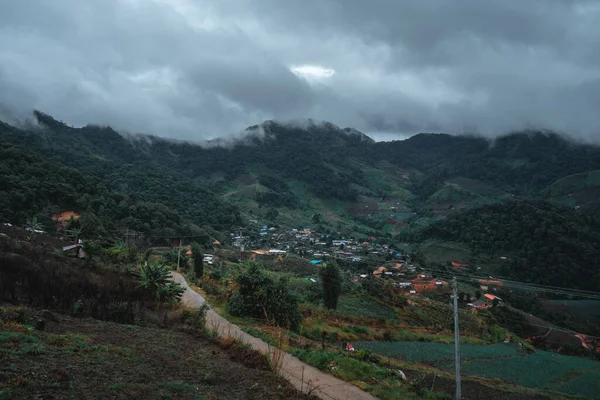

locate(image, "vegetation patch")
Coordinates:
336 296 398 322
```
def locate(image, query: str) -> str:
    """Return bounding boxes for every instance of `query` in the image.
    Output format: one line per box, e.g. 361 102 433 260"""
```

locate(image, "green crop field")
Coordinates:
543 170 600 197
353 341 600 398
336 296 398 321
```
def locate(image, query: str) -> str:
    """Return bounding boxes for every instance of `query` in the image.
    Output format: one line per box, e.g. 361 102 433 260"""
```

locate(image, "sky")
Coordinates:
1 0 600 141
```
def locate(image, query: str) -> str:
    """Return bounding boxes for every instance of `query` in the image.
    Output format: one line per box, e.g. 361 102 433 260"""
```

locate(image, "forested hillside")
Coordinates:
376 132 600 199
3 110 600 266
413 199 600 291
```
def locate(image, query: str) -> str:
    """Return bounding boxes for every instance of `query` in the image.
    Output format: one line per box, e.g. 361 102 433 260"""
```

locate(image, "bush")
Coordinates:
342 325 371 335
227 263 302 330
181 304 209 330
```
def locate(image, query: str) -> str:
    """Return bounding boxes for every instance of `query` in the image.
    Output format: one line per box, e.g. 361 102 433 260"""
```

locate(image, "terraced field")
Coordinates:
336 297 398 322
354 341 600 399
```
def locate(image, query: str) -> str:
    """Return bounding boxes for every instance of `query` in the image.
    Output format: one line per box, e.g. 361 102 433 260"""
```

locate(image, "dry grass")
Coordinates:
0 305 313 400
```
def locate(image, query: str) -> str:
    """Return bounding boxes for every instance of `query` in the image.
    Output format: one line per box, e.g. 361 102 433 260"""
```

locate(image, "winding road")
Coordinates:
170 272 377 400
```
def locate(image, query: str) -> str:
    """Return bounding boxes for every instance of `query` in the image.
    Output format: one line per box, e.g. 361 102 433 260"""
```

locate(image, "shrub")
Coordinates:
181 304 209 330
227 263 302 330
342 325 371 335
133 261 184 304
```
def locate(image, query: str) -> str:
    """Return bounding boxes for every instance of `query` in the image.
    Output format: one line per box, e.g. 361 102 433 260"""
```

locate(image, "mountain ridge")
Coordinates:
2 110 600 231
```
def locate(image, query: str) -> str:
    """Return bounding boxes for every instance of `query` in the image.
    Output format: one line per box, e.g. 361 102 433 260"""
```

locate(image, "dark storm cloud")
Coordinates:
1 0 600 140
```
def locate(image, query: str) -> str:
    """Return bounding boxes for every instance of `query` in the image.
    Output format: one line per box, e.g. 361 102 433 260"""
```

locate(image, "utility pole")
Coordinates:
176 238 183 272
452 277 461 400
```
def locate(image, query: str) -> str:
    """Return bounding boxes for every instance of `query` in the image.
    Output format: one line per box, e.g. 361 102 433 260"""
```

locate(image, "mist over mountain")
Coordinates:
3 110 600 294
3 1 600 142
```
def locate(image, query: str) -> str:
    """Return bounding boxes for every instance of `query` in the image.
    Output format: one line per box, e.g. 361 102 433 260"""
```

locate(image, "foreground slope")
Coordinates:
0 307 312 400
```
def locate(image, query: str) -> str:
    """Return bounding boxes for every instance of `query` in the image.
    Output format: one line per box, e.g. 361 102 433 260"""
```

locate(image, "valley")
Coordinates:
2 112 600 399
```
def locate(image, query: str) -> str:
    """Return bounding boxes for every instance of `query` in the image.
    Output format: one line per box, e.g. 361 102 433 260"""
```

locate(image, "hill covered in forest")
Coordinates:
2 111 600 275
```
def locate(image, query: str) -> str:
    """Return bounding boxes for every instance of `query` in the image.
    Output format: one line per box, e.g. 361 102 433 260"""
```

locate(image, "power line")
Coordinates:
424 268 600 300
493 316 600 341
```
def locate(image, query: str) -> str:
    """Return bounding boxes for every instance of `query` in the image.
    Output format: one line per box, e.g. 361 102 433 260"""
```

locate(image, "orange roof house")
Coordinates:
476 278 504 287
451 261 469 268
484 294 502 302
52 211 80 230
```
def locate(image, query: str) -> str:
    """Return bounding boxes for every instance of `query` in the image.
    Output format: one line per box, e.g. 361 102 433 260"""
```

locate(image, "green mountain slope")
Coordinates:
3 110 600 248
375 131 600 198
413 199 600 291
542 170 600 197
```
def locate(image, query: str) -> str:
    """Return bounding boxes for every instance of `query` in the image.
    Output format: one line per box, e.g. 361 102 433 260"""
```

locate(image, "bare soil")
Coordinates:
0 307 313 400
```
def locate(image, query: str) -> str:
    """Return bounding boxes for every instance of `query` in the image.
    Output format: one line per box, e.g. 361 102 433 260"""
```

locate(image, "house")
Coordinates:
484 294 502 303
63 243 85 259
467 299 488 309
268 249 286 255
476 278 504 287
451 261 469 269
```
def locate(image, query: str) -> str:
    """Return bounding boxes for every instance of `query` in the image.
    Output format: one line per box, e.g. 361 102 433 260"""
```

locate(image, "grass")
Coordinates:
289 347 420 399
417 240 472 265
336 296 398 322
444 177 506 197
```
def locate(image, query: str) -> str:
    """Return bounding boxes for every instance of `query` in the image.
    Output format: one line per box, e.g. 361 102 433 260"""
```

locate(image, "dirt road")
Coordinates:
171 272 378 400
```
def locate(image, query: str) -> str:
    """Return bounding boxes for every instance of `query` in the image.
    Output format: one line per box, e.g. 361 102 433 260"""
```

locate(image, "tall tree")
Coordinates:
191 242 204 278
319 262 341 309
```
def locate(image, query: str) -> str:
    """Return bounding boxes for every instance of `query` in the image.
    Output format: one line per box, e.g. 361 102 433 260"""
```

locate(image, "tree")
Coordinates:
227 262 301 329
265 208 279 221
312 213 323 224
191 242 204 278
319 262 341 309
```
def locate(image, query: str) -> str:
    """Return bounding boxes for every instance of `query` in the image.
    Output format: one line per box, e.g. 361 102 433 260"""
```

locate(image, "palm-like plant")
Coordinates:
67 227 82 243
134 261 184 304
25 216 43 241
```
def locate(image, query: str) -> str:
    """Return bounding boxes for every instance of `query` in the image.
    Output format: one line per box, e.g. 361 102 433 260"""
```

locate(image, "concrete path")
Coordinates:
171 272 378 400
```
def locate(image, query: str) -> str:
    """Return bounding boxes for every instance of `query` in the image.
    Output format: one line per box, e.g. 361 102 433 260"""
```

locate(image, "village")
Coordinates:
226 223 506 309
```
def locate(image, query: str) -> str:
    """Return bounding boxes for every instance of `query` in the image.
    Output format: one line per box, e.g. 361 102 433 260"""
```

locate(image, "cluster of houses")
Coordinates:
356 262 449 296
230 225 400 265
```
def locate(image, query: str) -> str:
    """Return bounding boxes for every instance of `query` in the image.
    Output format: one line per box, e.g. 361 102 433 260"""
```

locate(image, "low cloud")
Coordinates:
1 0 600 141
